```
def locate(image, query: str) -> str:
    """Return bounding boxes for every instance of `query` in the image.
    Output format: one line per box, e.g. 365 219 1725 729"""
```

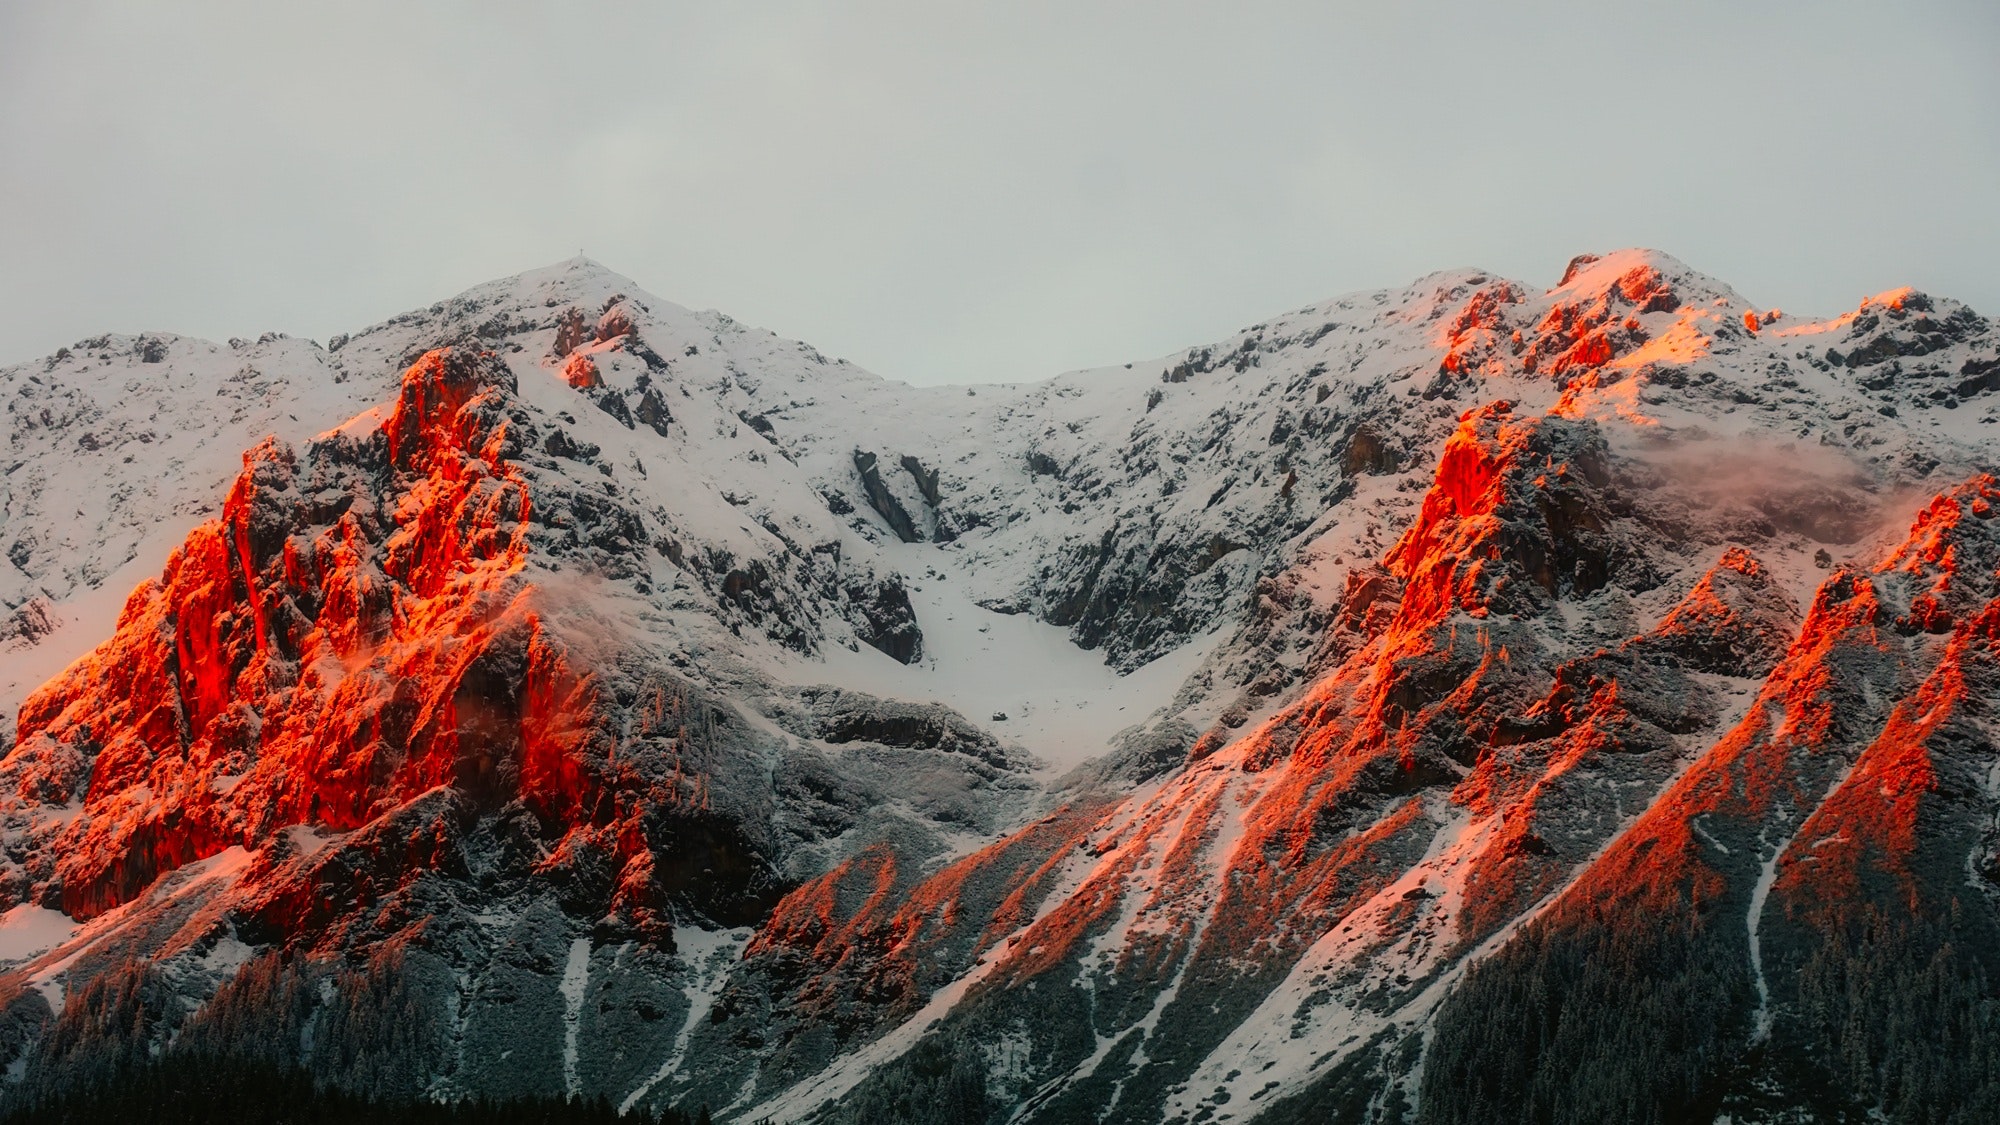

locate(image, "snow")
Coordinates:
19 845 254 1016
805 541 1227 772
200 931 257 976
1161 805 1497 1120
0 904 77 964
559 937 590 1098
1690 815 1734 856
1745 828 1783 1044
1746 753 1863 1044
620 926 752 1114
281 823 343 858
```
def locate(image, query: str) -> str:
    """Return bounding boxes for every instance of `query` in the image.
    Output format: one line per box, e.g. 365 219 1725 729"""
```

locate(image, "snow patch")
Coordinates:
560 937 590 1098
620 926 752 1115
0 905 77 965
806 541 1225 772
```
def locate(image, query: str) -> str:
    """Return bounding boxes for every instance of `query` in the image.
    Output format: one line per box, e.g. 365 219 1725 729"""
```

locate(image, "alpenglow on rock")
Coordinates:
1 250 1998 1123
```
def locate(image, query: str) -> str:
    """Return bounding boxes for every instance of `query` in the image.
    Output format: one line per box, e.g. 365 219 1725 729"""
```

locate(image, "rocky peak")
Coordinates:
1631 545 1802 676
1384 401 1620 628
1876 474 2000 631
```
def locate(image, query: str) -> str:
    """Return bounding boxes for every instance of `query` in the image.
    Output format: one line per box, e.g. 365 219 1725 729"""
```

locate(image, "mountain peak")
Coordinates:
1551 247 1741 306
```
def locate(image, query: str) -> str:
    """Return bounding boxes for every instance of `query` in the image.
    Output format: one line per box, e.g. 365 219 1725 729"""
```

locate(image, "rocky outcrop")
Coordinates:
1418 476 2000 1125
851 450 922 544
0 348 711 925
802 689 1018 769
0 599 55 648
841 572 924 664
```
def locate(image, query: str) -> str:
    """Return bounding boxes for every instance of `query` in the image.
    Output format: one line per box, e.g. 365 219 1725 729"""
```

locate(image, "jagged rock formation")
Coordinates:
0 250 1997 1122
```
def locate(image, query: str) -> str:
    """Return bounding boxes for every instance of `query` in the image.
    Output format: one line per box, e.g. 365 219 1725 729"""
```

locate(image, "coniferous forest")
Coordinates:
0 1053 710 1125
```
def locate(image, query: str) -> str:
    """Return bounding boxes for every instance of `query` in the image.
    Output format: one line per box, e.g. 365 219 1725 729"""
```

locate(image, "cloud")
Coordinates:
3 1 1997 383
1611 428 1938 552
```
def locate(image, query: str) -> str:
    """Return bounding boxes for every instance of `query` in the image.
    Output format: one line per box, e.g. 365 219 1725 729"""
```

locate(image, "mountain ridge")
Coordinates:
1 249 1996 1123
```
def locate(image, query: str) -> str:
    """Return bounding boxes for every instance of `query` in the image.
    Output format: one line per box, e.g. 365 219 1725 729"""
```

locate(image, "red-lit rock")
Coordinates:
2 349 614 920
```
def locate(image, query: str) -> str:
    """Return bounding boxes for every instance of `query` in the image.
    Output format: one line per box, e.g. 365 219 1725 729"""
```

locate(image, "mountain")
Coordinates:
0 250 1996 1123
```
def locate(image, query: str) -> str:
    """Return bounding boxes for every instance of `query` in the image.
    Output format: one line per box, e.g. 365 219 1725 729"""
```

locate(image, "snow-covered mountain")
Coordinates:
1 251 1997 1123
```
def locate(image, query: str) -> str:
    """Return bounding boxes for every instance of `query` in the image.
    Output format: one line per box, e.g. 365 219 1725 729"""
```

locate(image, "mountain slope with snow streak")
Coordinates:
1 251 1997 1123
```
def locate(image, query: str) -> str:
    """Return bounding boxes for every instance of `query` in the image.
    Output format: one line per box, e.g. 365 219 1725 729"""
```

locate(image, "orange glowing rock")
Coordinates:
2 348 632 919
1771 608 1992 913
562 352 603 389
1877 475 2000 633
1382 402 1550 631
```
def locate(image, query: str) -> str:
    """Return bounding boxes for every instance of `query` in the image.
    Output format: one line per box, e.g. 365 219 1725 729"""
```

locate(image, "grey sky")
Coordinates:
3 2 1995 385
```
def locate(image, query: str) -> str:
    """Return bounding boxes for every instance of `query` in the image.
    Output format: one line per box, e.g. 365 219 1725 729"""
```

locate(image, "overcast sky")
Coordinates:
3 2 1995 385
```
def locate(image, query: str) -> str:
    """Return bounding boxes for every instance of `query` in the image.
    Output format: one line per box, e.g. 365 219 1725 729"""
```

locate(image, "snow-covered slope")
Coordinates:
0 251 1997 1123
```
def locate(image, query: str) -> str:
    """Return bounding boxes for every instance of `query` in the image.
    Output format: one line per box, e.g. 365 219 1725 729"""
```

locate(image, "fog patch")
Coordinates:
1608 429 1909 547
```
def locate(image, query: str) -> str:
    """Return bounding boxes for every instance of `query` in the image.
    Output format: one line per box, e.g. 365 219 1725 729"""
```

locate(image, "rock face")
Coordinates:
1 250 1998 1123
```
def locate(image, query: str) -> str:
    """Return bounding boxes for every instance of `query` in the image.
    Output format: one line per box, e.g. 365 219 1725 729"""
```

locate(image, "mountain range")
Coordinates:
2 249 1997 1123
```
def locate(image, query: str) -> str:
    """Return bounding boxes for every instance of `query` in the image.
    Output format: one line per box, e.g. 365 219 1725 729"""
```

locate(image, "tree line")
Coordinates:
0 1052 712 1125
